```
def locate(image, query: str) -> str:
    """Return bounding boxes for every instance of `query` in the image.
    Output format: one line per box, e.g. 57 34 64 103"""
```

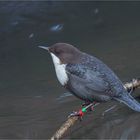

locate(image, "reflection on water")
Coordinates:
0 1 140 139
50 24 64 32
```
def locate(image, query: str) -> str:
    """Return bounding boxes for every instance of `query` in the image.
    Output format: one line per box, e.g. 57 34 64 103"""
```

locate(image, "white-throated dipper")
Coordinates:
39 43 140 115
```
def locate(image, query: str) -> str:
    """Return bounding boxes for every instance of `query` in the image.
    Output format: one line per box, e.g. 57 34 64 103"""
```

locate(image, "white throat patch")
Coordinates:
50 53 68 85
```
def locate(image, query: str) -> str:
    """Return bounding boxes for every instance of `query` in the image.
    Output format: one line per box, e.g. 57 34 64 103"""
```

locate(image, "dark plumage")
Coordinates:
39 43 140 112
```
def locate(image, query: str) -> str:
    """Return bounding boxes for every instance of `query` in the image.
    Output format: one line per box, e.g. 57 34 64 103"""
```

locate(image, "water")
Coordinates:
0 1 140 139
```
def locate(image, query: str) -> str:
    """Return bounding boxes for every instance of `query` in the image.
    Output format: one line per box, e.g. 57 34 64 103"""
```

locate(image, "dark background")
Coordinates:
0 1 140 139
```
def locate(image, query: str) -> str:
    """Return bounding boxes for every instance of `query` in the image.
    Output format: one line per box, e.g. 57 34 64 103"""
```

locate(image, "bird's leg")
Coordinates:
81 101 91 107
82 101 97 112
68 103 95 120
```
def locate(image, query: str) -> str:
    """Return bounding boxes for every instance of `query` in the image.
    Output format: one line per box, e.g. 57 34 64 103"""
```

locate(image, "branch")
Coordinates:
124 78 140 91
50 78 140 140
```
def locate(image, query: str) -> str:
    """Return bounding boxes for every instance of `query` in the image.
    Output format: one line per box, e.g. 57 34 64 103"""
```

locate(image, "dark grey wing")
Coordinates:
81 54 125 96
83 69 109 91
66 64 111 102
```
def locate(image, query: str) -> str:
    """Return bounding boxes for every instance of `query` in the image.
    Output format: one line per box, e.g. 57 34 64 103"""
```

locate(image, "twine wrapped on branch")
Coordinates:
51 78 140 140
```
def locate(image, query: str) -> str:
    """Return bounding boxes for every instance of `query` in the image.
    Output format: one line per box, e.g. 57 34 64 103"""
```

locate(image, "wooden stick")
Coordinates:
50 78 140 140
124 78 140 91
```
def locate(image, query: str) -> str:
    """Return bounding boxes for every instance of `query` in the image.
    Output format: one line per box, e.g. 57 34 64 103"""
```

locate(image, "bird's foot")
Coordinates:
68 109 85 121
68 103 95 121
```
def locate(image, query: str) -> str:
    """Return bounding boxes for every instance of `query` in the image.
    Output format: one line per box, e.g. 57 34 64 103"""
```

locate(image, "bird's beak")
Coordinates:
38 46 50 52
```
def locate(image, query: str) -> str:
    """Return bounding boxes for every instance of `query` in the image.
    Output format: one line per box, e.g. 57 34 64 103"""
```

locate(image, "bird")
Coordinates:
38 43 140 116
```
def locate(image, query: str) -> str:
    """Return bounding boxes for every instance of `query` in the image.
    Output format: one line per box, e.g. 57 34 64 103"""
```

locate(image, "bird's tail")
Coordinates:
115 94 140 112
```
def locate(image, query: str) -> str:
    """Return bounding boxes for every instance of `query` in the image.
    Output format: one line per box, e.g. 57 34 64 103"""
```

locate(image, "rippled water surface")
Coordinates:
0 1 140 139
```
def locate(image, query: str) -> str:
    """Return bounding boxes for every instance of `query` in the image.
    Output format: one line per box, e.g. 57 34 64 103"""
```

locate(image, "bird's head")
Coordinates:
39 43 82 64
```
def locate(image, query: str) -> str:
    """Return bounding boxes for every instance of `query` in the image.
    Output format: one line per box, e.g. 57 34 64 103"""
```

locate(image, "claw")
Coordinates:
68 109 84 121
68 103 96 121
